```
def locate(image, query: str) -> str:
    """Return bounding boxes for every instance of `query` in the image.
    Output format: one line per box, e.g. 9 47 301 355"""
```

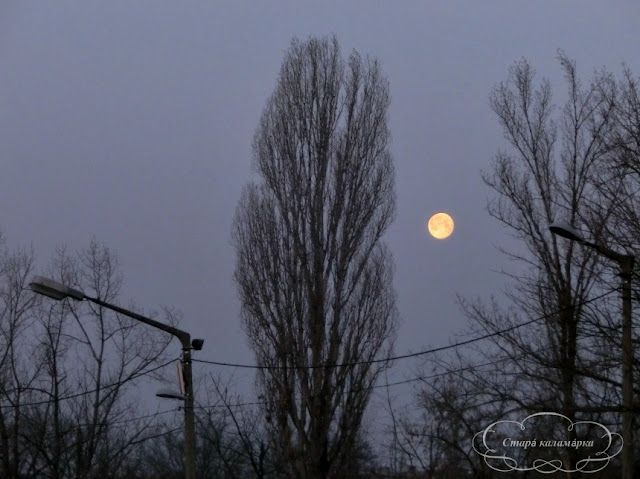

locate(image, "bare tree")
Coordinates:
232 35 398 479
591 68 640 260
0 235 177 479
383 350 507 479
474 52 618 415
207 373 280 478
54 240 174 479
405 53 627 478
0 243 40 479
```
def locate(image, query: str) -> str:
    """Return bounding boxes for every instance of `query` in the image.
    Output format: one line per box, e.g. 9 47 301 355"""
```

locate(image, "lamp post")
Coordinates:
549 221 635 479
29 276 201 479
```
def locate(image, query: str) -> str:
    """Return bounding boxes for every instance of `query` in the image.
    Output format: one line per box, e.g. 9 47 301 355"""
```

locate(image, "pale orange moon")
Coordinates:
427 213 454 239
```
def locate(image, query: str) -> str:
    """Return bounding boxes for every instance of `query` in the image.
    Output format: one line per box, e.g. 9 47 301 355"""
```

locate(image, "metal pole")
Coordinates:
87 295 197 479
183 346 197 479
621 257 635 479
28 281 201 479
548 232 636 476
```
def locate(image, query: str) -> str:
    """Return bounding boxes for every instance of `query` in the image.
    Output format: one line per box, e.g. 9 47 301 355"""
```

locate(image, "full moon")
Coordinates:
428 213 454 239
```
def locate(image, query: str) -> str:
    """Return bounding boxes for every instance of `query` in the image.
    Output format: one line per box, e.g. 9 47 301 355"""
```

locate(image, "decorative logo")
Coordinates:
472 412 622 474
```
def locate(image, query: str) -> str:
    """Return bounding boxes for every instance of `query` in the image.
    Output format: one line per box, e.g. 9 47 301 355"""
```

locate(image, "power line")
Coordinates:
192 288 618 371
130 426 183 445
86 407 181 428
30 408 181 440
0 357 179 409
1 289 619 412
184 290 620 411
188 326 617 411
188 361 504 412
367 326 611 391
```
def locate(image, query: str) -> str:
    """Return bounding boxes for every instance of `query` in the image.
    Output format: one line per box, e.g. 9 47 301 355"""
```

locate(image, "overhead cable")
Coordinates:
192 288 618 370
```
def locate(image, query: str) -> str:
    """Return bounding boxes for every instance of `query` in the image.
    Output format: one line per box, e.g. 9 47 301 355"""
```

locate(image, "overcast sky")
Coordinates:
2 1 640 410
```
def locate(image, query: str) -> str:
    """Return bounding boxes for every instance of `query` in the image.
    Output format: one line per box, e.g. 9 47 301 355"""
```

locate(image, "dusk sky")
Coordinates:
2 1 640 413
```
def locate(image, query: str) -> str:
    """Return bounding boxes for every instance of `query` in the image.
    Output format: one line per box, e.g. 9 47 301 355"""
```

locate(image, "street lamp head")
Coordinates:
549 220 585 243
156 388 185 401
191 338 204 351
29 276 85 301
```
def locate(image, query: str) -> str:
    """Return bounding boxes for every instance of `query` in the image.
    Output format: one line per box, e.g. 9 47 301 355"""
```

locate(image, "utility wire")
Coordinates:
189 327 617 411
369 325 613 391
30 408 181 440
192 288 618 371
130 426 183 445
186 290 620 411
81 407 181 428
1 288 619 411
0 357 179 409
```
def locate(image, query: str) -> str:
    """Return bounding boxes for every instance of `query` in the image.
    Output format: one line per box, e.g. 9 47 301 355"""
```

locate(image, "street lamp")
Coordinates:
156 388 185 401
549 221 635 479
29 276 202 479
